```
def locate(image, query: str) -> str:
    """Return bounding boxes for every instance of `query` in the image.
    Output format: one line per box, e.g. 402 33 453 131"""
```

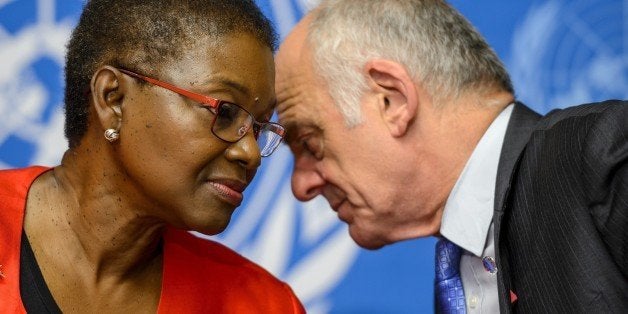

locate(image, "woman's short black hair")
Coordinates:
64 0 277 148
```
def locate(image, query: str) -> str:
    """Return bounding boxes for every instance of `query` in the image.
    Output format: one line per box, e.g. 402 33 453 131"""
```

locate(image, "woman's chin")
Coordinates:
195 217 233 236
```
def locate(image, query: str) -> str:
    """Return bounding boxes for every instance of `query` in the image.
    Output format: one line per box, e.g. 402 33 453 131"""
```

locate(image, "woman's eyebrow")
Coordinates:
199 76 251 96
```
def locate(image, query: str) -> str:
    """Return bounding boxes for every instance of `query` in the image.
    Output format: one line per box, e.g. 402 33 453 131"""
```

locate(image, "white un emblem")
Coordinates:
509 0 628 114
0 0 73 169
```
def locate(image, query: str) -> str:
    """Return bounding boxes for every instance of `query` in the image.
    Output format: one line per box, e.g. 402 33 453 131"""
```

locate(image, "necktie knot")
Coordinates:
435 238 466 314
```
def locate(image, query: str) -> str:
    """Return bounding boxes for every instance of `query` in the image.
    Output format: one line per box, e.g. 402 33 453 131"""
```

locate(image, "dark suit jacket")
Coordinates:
493 101 628 313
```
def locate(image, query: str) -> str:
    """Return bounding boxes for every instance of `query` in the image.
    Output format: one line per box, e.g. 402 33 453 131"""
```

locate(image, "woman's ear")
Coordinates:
364 59 418 137
90 66 123 131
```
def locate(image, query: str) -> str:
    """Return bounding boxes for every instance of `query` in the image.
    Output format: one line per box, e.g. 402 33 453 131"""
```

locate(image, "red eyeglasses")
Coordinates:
117 68 285 157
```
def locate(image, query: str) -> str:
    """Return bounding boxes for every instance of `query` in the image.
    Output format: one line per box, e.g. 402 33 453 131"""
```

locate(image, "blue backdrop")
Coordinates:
1 0 626 313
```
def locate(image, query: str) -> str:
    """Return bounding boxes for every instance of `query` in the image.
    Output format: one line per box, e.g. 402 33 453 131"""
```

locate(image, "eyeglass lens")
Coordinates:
212 102 283 157
256 124 284 157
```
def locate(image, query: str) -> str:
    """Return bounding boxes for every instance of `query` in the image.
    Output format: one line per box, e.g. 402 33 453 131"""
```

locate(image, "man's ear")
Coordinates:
90 66 124 131
364 59 418 137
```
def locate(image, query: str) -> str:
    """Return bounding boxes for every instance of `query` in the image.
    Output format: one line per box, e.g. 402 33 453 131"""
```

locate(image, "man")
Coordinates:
275 0 627 313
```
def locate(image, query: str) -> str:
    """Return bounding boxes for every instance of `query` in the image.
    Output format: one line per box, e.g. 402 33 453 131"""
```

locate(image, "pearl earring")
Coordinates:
104 128 119 142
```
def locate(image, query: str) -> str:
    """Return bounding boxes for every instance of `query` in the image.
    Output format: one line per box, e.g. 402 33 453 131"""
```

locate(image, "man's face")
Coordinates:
275 21 442 249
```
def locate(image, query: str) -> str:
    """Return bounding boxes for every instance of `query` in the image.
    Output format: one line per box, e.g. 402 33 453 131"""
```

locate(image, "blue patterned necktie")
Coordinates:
435 238 466 314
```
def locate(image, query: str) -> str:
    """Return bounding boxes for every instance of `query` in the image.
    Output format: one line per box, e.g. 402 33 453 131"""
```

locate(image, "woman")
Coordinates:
0 0 304 312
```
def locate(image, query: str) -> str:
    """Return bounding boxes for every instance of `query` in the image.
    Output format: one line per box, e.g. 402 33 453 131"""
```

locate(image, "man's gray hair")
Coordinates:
308 0 513 126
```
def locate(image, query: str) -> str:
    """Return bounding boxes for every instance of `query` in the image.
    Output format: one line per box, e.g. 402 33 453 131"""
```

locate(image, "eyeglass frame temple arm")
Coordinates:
117 68 285 138
116 68 221 109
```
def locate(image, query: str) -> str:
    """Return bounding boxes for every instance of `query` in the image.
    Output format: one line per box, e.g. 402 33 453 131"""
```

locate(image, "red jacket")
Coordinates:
0 166 305 313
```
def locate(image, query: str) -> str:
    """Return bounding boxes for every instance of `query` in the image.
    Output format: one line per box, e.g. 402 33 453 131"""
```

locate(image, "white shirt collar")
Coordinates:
440 104 514 256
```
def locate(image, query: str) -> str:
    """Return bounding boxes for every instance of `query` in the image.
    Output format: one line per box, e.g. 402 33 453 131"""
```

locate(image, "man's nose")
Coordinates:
291 155 324 201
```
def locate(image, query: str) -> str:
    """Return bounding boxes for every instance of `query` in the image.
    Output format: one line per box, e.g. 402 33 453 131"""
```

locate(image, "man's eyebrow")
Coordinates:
283 122 322 145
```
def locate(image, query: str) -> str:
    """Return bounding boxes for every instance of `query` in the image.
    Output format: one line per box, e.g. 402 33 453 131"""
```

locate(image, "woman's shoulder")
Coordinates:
0 166 50 203
0 166 50 189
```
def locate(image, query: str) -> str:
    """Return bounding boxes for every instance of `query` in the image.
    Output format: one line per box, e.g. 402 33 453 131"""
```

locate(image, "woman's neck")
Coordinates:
24 154 166 284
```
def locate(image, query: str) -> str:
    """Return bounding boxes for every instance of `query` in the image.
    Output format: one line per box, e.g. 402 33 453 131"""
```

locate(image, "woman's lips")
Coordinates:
208 180 245 206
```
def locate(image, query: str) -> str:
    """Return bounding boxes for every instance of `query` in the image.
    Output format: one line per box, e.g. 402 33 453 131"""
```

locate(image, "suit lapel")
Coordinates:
493 102 541 313
494 103 541 213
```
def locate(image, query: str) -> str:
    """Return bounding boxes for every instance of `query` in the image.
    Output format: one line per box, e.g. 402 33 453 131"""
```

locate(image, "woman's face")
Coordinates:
115 33 275 235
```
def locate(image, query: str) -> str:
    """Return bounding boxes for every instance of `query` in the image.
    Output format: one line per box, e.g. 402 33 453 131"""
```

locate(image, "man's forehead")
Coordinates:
276 38 320 117
276 11 313 65
276 70 327 145
277 78 320 124
275 11 330 138
276 48 328 117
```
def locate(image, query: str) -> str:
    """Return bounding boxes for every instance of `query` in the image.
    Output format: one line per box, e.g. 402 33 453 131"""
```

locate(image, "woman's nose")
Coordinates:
224 131 262 169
